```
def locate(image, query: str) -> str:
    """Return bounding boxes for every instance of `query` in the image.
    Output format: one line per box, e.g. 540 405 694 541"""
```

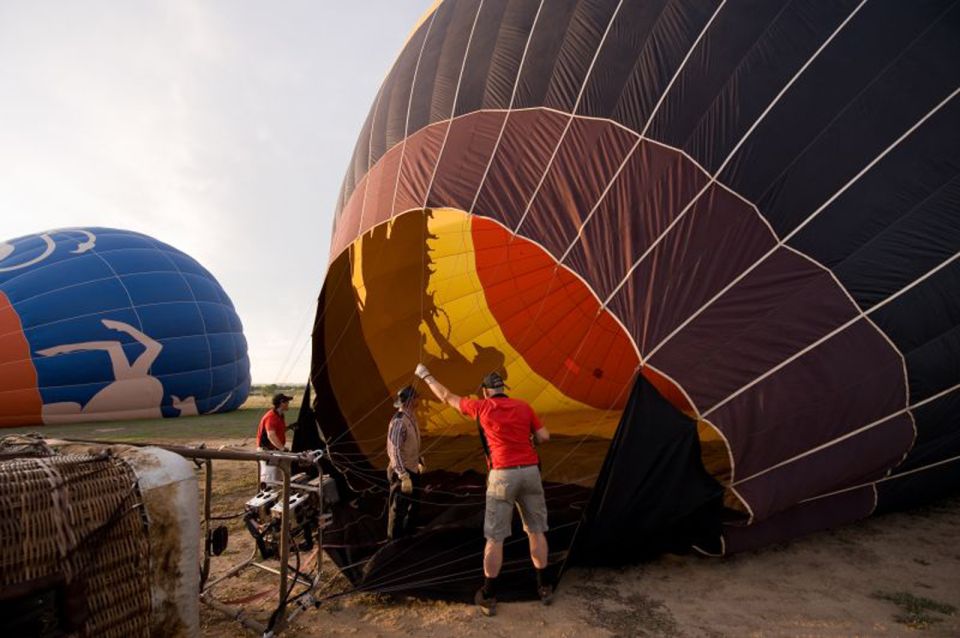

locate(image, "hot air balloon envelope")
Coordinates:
304 0 960 601
0 228 250 426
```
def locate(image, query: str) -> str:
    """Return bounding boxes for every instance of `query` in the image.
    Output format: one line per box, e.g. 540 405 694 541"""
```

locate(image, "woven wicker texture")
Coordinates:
0 436 151 637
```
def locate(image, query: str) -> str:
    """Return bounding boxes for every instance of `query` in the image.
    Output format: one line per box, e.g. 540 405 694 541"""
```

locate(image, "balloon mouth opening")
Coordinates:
318 208 734 498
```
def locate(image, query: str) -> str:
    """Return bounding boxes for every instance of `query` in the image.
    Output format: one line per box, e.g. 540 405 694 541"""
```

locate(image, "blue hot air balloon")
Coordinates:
0 227 250 426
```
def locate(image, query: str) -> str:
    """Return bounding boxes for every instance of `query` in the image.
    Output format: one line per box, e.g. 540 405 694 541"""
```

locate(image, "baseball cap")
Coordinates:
394 385 418 408
272 392 294 407
480 372 508 389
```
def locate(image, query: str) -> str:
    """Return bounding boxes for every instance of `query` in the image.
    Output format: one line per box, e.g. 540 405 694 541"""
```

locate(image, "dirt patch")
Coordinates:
872 590 957 630
192 438 960 637
574 582 679 637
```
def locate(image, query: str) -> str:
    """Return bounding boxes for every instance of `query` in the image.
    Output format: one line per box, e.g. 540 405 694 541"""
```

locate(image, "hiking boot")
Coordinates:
537 584 554 606
474 587 497 616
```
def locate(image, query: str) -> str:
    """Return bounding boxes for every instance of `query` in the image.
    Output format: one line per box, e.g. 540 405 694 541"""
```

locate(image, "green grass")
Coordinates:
872 590 957 629
1 408 300 444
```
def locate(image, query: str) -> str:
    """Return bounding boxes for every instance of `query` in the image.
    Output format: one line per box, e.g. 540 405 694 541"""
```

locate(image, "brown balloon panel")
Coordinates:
323 104 917 524
323 72 925 541
322 141 915 525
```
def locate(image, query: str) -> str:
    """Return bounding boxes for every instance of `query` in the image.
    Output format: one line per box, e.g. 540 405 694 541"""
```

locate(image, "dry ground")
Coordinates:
193 437 959 638
7 415 956 638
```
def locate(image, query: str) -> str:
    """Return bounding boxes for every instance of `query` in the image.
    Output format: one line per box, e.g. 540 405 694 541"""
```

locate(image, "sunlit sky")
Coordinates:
0 1 432 383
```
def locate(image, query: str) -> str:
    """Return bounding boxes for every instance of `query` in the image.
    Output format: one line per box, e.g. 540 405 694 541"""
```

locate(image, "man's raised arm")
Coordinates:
415 364 462 411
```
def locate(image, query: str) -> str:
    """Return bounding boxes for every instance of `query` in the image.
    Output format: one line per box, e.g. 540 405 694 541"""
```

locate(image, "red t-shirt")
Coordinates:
459 395 542 469
257 409 286 449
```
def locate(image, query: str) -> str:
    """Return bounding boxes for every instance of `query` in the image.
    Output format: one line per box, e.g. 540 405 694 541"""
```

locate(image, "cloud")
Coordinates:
0 1 431 382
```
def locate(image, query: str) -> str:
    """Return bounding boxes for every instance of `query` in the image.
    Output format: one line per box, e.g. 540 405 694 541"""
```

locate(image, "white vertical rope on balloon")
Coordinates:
452 1 730 475
459 1 635 453
355 84 387 240
643 84 960 363
421 1 485 208
702 250 960 419
367 83 387 174
324 7 496 480
467 0 546 215
552 0 867 522
600 0 872 310
555 133 641 264
389 8 439 220
556 0 729 265
511 0 627 236
781 85 960 243
336 0 450 237
734 0 959 237
638 1 727 139
417 1 486 369
332 88 379 256
467 0 546 216
325 41 395 420
453 6 572 399
732 381 960 487
447 0 582 455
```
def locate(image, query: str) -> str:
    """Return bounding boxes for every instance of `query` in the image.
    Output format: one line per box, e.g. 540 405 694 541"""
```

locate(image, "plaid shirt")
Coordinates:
386 408 422 477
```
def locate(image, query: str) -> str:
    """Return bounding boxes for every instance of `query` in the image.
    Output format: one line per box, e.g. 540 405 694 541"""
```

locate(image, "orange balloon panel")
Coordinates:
471 217 639 410
0 291 42 426
334 209 638 438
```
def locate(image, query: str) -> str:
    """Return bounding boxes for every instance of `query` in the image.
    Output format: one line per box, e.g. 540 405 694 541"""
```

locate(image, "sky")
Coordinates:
0 1 432 384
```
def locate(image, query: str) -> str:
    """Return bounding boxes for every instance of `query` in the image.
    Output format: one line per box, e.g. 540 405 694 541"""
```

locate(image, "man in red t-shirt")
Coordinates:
415 365 551 616
256 392 292 487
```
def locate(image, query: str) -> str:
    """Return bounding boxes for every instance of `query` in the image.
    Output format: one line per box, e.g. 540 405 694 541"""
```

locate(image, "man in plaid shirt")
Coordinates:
386 384 425 540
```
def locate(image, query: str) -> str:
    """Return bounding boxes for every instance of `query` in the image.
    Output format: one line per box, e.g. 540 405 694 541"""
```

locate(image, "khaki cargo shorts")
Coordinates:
484 465 549 542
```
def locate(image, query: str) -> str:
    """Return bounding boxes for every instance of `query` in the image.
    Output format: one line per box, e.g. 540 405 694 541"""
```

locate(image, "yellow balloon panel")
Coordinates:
350 208 618 438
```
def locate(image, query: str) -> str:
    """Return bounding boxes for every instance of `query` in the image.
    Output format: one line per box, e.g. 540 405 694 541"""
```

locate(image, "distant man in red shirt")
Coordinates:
415 365 551 616
256 392 292 487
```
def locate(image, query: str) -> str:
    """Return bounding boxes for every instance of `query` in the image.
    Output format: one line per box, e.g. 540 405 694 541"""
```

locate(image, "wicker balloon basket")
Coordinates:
0 436 152 637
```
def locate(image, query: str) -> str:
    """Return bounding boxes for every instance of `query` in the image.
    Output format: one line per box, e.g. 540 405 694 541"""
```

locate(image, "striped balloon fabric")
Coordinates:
308 0 960 599
0 227 250 426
